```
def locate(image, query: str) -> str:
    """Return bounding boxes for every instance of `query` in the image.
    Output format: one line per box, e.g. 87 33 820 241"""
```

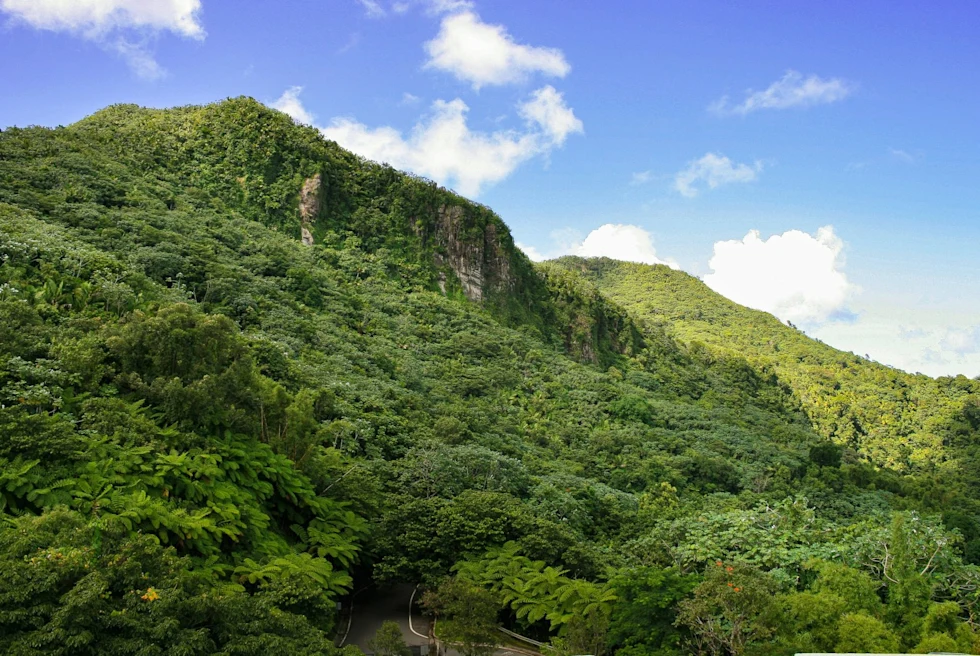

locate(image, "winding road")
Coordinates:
341 584 539 656
342 584 431 652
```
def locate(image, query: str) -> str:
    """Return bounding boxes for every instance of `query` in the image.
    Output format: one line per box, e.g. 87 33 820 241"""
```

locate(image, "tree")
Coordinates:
676 562 778 656
565 612 610 656
607 565 696 656
421 578 499 656
834 612 900 653
369 621 412 656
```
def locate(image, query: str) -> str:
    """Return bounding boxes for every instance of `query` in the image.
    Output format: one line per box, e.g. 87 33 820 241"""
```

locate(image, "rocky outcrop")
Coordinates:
430 204 514 302
298 173 321 246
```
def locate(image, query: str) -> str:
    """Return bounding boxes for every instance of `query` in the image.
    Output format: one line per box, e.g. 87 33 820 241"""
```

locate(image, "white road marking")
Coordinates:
408 584 428 639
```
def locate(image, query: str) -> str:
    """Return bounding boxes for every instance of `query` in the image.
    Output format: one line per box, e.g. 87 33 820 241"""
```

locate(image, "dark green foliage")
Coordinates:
2 98 980 653
421 578 500 656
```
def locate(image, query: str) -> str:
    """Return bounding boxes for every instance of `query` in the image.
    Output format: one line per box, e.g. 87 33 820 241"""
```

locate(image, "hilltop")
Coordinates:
1 98 979 655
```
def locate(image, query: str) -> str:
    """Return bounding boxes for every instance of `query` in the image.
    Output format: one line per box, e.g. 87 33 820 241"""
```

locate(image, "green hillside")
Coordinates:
1 99 979 655
555 258 980 541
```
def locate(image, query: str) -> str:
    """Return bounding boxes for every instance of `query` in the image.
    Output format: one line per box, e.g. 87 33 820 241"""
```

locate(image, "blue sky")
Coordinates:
2 0 979 376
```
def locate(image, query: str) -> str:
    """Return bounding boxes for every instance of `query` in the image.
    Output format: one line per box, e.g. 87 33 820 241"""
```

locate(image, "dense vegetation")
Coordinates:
555 257 980 557
1 98 979 655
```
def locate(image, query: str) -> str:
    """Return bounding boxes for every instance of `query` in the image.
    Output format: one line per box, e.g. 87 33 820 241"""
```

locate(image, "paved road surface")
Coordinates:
342 584 538 656
343 584 430 652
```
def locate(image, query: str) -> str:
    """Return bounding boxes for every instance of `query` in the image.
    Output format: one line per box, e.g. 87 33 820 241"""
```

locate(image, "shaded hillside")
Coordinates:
1 99 979 655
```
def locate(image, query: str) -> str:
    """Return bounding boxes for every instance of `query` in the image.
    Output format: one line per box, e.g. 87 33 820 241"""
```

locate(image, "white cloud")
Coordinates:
813 312 980 378
704 226 855 324
517 224 678 268
573 224 673 266
942 326 980 356
517 85 583 145
400 92 421 105
711 71 853 115
376 0 474 16
356 0 386 18
424 11 570 88
424 0 473 14
0 0 204 37
111 38 165 79
271 86 315 125
516 242 547 262
0 0 204 77
305 85 580 197
674 152 762 198
338 32 361 54
631 170 653 185
889 148 915 163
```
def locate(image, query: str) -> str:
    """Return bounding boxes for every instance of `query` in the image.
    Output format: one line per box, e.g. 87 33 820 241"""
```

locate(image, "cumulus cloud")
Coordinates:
517 224 678 267
275 85 580 197
711 71 853 115
271 87 316 125
704 226 855 324
0 0 203 37
517 85 584 144
0 0 204 78
424 11 570 88
675 153 762 198
573 224 674 265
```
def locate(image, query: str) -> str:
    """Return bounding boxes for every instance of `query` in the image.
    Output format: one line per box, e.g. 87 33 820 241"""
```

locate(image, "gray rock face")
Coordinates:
432 204 513 302
298 173 321 246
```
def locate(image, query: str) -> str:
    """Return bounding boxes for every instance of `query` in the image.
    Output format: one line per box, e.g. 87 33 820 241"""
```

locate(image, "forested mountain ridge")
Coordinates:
1 97 979 655
555 257 980 546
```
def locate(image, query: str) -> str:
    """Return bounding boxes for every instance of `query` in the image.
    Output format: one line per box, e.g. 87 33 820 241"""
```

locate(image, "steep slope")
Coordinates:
1 99 979 654
556 257 980 549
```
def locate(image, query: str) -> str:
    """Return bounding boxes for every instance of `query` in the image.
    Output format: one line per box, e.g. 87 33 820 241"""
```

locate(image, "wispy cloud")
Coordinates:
674 152 762 198
356 0 475 18
356 0 386 18
889 148 915 163
711 70 854 115
111 37 166 79
338 32 361 54
631 170 653 185
942 325 980 356
0 0 204 78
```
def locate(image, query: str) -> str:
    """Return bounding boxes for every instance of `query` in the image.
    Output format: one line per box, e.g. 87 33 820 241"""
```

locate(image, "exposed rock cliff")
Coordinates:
298 173 321 246
430 204 514 302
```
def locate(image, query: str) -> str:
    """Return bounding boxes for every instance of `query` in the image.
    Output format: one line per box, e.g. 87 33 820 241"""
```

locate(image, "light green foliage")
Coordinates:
834 612 900 653
455 541 616 631
369 620 412 656
808 560 884 616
